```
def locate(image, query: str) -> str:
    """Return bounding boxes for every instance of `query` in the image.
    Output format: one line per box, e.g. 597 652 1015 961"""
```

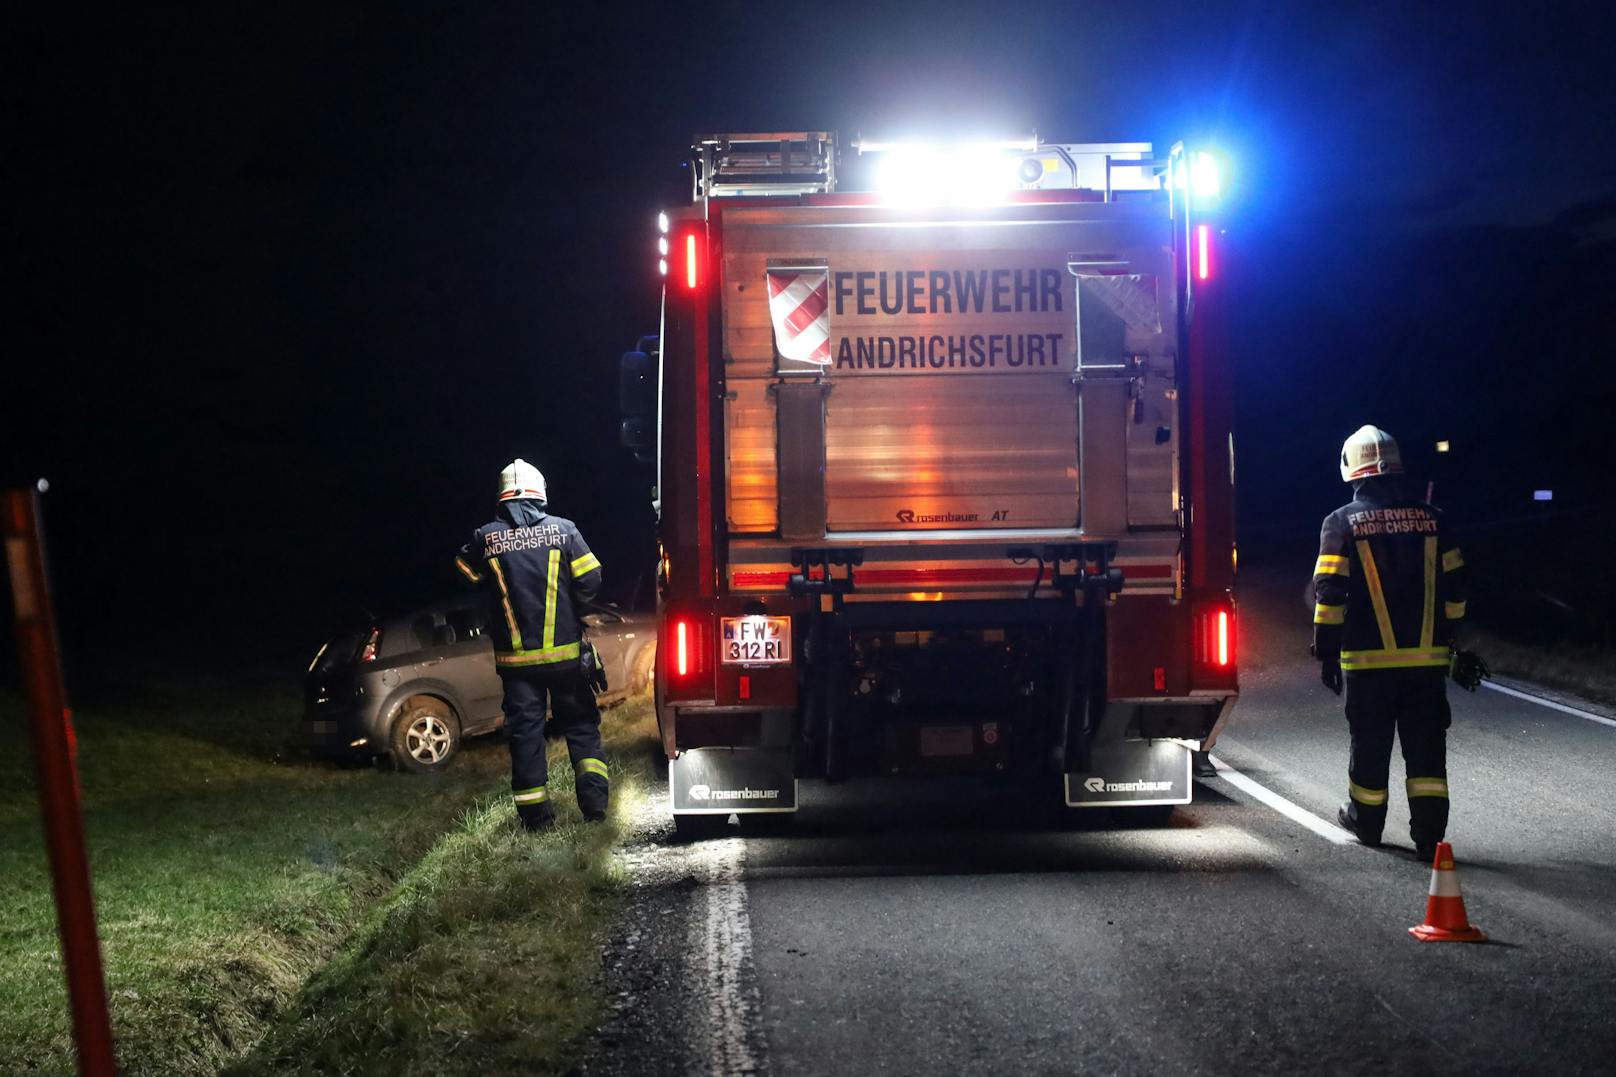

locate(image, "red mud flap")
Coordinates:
1064 741 1192 808
671 747 798 815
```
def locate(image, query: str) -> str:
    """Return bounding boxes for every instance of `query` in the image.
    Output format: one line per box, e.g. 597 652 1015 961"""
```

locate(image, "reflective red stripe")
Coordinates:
729 565 1174 589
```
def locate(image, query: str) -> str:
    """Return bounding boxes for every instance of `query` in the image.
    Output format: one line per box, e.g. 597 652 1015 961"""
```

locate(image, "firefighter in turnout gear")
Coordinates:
456 459 609 829
1313 426 1467 863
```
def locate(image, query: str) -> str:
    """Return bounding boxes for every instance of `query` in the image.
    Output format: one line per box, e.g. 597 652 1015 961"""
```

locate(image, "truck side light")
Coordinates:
1197 224 1212 281
676 619 689 677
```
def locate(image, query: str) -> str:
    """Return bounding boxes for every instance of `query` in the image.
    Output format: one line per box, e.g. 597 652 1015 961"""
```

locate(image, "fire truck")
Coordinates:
618 133 1237 834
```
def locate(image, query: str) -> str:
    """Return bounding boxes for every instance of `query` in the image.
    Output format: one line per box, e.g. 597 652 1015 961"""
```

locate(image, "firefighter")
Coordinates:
1312 426 1467 864
455 459 609 830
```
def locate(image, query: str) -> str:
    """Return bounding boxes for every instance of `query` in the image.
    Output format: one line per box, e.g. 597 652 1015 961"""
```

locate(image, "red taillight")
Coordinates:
1192 601 1236 673
357 626 381 663
1196 224 1212 281
665 614 714 698
685 233 699 289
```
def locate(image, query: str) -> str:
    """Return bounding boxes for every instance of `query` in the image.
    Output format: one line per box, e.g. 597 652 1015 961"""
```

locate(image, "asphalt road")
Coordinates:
588 558 1616 1076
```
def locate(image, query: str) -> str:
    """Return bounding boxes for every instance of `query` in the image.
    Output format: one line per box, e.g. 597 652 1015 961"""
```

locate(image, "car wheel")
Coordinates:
631 644 657 694
389 696 460 773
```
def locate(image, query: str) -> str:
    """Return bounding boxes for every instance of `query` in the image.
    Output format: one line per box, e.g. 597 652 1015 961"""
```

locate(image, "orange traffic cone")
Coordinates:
1409 842 1486 943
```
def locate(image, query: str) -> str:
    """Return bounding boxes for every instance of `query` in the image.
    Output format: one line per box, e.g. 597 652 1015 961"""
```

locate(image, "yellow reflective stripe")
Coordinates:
1314 554 1350 577
1442 548 1464 572
494 642 582 667
455 555 483 582
570 551 601 576
1349 780 1388 806
543 549 561 649
1355 540 1398 651
1314 603 1345 625
1339 647 1451 671
577 758 609 779
1445 600 1466 619
487 557 523 649
1406 777 1449 798
1420 535 1437 649
513 786 550 804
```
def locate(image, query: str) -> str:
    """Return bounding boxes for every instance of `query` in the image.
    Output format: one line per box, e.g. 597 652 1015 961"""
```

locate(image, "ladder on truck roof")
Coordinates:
693 133 837 199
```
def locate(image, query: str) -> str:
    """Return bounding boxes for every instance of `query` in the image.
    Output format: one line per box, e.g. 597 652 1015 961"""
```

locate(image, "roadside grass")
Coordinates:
230 695 660 1077
1 667 506 1076
1462 627 1616 712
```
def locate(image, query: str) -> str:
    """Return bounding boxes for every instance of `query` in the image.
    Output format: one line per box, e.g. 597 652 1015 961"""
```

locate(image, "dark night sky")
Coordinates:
7 2 1615 663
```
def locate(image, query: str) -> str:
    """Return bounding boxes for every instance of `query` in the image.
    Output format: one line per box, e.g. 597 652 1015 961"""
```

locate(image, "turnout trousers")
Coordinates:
499 666 609 825
1341 667 1451 848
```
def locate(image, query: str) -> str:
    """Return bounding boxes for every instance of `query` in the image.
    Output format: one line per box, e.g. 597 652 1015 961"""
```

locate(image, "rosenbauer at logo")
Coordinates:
687 784 781 802
1083 776 1175 794
896 508 980 525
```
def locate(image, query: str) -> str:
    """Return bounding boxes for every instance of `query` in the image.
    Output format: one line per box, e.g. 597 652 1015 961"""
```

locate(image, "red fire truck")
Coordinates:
619 133 1237 834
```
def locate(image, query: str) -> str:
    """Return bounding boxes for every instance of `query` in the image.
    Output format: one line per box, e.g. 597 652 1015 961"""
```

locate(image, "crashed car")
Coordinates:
305 599 655 771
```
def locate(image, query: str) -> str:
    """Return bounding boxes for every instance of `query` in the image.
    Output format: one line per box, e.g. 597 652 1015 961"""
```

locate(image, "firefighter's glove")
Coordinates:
582 639 609 695
1450 649 1489 692
1320 661 1343 696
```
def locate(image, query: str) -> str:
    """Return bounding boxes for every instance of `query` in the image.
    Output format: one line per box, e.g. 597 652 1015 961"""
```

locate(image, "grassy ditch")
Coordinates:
1462 627 1616 712
1 665 655 1076
231 695 659 1076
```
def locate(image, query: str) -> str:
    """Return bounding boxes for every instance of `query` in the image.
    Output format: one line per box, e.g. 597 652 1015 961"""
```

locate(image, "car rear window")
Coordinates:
447 607 484 639
313 631 364 674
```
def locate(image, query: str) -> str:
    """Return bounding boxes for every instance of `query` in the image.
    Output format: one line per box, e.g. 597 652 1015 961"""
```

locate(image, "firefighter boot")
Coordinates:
1337 802 1383 847
520 801 556 832
576 757 610 822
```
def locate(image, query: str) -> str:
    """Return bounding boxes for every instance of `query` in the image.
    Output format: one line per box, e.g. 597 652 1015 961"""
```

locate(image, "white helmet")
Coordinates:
1339 425 1403 482
498 458 548 502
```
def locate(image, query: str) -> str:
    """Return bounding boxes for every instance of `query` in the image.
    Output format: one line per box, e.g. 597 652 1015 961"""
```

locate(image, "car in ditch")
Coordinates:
304 599 655 771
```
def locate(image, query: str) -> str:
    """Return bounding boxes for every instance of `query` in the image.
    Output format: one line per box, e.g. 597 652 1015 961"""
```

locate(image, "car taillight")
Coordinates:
357 626 382 663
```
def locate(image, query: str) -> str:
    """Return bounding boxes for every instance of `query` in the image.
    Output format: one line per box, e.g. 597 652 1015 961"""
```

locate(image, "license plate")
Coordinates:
919 725 976 757
720 615 792 666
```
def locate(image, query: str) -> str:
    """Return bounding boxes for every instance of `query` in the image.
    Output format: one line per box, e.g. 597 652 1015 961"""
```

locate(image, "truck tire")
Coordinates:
673 814 730 842
389 696 460 773
1113 804 1175 828
738 812 794 836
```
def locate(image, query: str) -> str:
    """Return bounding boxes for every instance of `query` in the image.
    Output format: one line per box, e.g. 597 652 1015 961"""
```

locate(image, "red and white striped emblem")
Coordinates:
766 268 831 366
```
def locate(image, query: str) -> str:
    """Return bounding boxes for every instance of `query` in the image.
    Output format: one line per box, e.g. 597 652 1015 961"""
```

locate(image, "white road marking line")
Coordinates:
1482 680 1616 729
692 836 764 1076
1208 755 1356 845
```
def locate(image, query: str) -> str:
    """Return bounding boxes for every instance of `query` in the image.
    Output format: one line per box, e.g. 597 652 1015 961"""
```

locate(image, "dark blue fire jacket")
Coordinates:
455 500 602 670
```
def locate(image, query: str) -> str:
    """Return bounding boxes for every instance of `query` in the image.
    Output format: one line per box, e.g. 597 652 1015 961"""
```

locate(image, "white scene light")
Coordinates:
875 143 1023 206
1175 151 1223 200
